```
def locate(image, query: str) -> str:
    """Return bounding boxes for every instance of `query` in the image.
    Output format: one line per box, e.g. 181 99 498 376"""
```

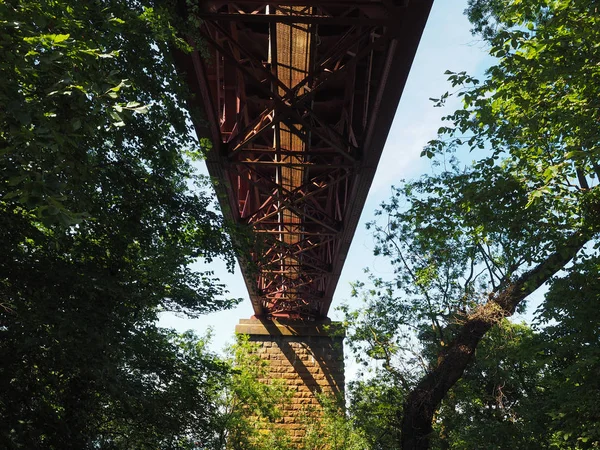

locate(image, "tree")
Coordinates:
344 293 598 449
343 0 600 448
345 374 404 449
0 0 240 447
431 321 546 450
210 336 368 450
300 395 370 450
212 336 293 450
533 256 600 448
83 329 231 449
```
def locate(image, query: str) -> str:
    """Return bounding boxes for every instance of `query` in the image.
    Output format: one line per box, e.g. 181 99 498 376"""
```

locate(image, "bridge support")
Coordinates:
236 319 345 442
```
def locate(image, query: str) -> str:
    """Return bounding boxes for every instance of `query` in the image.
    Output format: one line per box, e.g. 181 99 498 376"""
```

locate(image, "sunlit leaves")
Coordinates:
1 0 237 447
430 0 600 211
341 1 600 448
214 335 293 450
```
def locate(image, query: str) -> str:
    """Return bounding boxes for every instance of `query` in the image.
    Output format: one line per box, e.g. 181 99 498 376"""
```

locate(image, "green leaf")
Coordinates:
52 34 70 43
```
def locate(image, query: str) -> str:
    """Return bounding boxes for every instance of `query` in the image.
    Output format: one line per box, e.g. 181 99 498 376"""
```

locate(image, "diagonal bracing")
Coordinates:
174 0 434 319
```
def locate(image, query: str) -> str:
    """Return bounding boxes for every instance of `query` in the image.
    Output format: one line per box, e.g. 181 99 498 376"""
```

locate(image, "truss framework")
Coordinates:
176 0 434 319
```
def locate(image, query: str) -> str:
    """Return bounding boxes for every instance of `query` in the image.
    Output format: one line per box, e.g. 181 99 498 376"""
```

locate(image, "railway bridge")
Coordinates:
174 0 433 439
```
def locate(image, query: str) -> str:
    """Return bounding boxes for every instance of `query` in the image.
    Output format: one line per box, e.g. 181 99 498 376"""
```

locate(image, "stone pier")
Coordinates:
235 319 345 441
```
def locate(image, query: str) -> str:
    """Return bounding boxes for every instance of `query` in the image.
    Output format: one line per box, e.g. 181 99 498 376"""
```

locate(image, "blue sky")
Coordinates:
160 0 495 361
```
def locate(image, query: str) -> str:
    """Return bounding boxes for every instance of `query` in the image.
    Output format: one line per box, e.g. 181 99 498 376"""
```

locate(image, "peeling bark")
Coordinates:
400 230 592 450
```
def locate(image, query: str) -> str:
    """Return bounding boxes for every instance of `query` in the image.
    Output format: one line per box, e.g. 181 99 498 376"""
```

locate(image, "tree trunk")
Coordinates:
399 230 591 450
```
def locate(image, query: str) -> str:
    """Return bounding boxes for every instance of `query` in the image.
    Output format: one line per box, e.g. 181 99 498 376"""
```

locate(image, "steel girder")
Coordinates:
174 0 434 319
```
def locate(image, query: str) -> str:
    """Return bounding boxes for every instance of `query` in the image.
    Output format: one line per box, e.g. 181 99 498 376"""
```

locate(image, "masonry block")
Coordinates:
235 318 345 444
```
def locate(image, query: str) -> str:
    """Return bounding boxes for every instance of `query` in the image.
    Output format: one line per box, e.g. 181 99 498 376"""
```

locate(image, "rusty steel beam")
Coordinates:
198 13 390 25
173 0 434 320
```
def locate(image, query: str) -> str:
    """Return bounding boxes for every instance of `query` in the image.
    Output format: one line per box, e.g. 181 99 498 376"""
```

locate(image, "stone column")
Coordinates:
235 319 345 442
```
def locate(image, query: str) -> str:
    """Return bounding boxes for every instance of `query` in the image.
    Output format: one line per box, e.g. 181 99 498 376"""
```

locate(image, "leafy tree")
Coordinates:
345 375 404 450
0 0 239 447
433 277 599 450
86 329 230 449
344 299 597 449
533 256 600 448
213 335 293 450
432 321 546 450
301 395 369 450
212 337 368 450
343 0 600 448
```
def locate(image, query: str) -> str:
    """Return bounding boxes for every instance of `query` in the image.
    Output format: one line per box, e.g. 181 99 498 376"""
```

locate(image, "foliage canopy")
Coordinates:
341 0 600 449
0 0 239 447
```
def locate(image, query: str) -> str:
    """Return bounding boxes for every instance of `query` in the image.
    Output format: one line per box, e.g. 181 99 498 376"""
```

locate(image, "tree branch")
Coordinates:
399 227 594 450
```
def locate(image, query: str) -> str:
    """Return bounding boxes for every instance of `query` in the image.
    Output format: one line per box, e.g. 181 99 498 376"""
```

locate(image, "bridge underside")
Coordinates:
175 0 433 320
